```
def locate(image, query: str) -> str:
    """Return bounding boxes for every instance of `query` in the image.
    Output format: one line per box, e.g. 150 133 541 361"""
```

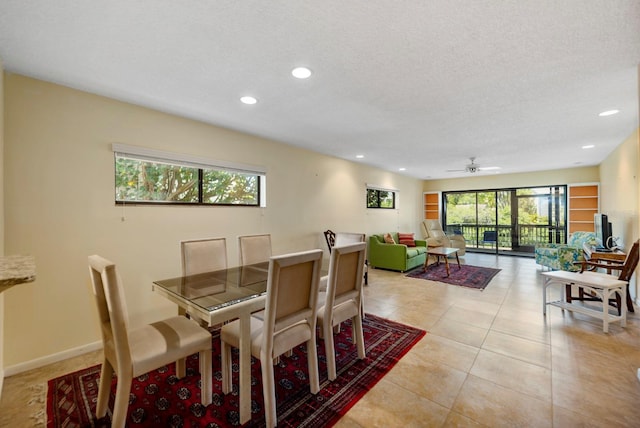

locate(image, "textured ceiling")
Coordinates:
1 1 639 179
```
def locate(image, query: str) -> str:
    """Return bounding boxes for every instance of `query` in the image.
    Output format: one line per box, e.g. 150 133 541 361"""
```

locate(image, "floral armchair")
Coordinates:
534 231 598 271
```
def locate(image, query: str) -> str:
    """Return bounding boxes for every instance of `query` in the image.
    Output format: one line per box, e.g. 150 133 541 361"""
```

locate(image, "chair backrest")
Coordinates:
324 230 336 253
422 219 447 240
335 232 366 246
619 240 639 282
238 234 272 266
324 242 366 314
181 238 227 276
262 249 323 358
567 231 598 248
324 230 365 253
88 255 132 369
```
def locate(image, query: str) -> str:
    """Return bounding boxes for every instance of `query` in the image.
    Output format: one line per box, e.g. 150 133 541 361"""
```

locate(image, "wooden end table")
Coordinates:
424 247 460 277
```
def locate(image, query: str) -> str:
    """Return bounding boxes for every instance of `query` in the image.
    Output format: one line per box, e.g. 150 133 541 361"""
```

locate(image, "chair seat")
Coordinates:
318 299 359 327
127 317 212 376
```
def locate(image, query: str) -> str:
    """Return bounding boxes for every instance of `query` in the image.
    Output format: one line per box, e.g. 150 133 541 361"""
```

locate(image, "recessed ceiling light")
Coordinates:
356 155 364 159
240 96 257 105
292 67 312 79
582 144 595 149
599 109 619 117
399 168 406 171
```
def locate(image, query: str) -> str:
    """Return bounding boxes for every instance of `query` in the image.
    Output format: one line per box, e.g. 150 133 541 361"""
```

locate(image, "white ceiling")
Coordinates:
1 1 639 179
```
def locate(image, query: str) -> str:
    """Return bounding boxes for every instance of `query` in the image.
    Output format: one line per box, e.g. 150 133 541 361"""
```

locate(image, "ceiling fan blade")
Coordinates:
478 166 500 171
446 169 466 172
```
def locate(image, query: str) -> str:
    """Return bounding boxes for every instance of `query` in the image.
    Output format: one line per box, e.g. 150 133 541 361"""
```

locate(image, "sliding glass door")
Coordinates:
443 186 566 255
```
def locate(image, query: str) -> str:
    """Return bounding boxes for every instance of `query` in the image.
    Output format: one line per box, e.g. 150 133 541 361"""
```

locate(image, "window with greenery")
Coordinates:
114 144 265 206
367 188 396 209
442 185 566 255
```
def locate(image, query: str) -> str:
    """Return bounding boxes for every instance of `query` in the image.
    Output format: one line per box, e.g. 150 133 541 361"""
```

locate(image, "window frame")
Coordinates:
366 185 398 209
113 143 266 207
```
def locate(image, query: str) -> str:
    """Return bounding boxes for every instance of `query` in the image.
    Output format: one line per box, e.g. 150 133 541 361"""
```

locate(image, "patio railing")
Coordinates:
445 224 566 250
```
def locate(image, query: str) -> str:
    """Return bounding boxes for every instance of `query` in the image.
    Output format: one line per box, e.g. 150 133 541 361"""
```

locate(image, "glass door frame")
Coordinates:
442 185 567 256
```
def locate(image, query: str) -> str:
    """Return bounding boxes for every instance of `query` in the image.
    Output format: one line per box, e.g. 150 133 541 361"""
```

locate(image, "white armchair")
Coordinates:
421 220 466 255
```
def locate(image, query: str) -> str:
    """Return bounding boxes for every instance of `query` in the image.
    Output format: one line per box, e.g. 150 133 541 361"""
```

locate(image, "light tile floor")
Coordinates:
3 253 640 427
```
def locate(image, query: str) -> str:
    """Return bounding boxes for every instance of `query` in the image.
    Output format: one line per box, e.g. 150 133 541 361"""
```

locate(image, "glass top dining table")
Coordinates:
152 262 270 425
152 262 270 315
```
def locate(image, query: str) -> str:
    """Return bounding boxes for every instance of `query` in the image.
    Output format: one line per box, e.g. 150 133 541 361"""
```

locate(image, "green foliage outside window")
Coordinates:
367 189 395 209
115 156 259 205
445 190 550 226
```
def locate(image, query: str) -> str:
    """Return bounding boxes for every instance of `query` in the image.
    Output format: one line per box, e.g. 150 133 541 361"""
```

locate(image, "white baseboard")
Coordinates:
4 341 102 377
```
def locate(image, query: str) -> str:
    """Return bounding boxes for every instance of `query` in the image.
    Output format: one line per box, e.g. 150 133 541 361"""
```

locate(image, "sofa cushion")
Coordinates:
406 247 427 258
398 232 416 247
384 233 396 244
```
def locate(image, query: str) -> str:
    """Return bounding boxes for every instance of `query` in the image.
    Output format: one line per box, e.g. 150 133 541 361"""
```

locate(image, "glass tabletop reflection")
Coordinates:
153 262 269 313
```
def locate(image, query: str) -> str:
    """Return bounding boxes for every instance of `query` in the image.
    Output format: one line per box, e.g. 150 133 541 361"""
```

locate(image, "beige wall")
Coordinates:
423 166 599 193
599 128 639 299
3 74 423 369
599 129 639 249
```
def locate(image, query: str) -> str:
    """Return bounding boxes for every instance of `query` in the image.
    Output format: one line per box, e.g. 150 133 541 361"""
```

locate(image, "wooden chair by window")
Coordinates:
88 255 212 427
220 249 323 428
567 239 639 314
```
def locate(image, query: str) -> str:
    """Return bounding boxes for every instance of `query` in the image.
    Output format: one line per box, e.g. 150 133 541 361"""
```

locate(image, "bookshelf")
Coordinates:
568 183 599 234
423 192 440 221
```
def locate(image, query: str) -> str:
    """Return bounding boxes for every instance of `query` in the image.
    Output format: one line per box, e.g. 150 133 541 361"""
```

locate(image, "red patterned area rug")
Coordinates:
406 263 501 290
46 314 425 427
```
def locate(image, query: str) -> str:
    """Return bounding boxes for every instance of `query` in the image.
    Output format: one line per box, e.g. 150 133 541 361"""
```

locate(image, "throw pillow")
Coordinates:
398 232 416 247
383 233 396 244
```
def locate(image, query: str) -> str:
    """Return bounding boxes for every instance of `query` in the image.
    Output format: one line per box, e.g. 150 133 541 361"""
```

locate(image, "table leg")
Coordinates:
454 252 461 270
542 278 549 315
422 254 431 272
239 313 252 424
444 256 451 277
602 288 611 333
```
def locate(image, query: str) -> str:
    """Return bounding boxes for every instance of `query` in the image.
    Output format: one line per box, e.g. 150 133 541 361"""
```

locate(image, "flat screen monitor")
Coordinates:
594 213 613 249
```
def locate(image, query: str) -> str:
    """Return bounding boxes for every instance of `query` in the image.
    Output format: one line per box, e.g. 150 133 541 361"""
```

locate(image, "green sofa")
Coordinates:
369 233 427 272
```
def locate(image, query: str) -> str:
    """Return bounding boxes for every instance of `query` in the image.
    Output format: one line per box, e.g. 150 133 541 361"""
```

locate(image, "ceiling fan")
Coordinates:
447 157 500 174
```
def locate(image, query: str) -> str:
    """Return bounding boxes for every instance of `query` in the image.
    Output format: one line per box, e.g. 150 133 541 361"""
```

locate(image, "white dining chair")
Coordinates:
321 230 368 319
220 249 323 428
88 255 212 427
317 242 367 381
238 233 272 266
181 237 228 276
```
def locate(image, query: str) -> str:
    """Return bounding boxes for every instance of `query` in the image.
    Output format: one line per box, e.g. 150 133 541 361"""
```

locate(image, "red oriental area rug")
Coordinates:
406 263 501 290
46 314 425 427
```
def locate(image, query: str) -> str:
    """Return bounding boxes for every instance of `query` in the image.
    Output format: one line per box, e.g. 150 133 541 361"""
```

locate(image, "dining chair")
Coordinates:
88 255 212 427
238 233 272 266
317 242 367 381
323 230 368 285
181 237 227 276
220 249 323 428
